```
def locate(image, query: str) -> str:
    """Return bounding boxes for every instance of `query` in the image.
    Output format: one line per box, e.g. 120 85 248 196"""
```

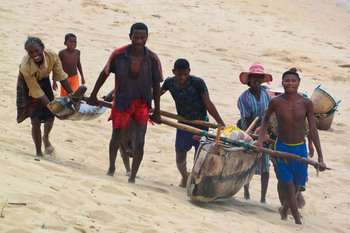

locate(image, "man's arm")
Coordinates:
201 92 225 126
149 83 161 124
306 100 325 169
60 79 73 94
87 70 108 106
255 99 275 147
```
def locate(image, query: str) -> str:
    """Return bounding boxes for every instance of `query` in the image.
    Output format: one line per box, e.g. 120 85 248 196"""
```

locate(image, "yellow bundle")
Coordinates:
222 126 243 136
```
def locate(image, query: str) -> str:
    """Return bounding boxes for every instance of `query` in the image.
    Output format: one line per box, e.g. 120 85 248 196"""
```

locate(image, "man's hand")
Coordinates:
149 110 161 124
316 162 327 172
86 95 98 106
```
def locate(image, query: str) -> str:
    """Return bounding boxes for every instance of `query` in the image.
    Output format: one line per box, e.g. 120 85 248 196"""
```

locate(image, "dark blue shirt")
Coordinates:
162 75 208 120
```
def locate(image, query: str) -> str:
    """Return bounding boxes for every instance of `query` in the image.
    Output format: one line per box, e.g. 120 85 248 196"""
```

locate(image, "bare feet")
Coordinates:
36 152 44 157
179 172 189 188
43 137 54 154
279 206 288 220
106 167 115 176
179 178 187 188
128 175 135 183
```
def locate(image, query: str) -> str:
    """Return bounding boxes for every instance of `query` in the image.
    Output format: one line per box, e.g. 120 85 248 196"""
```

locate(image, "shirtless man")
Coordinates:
87 23 163 183
255 69 326 224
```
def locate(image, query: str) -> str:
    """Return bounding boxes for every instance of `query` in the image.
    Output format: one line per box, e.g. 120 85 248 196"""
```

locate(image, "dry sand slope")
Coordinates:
0 0 350 232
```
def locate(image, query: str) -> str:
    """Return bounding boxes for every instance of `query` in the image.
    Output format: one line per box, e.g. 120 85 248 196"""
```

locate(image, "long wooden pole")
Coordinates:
159 110 219 128
82 96 220 129
161 118 329 169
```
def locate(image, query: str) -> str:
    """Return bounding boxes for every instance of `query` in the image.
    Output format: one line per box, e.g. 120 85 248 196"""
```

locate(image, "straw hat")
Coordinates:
239 65 273 85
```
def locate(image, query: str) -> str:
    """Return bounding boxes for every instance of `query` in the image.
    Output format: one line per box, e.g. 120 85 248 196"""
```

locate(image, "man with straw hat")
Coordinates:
254 68 326 224
237 64 272 203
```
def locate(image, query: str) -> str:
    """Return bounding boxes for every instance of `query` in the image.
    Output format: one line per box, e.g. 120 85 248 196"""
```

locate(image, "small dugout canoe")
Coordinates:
187 138 258 202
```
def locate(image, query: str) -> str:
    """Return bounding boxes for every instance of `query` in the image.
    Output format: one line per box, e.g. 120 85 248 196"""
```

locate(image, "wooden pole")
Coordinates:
161 118 329 170
159 110 219 128
82 97 112 108
245 116 259 134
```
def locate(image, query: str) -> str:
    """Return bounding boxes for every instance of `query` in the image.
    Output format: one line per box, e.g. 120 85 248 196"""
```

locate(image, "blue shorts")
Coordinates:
275 140 308 186
175 121 208 153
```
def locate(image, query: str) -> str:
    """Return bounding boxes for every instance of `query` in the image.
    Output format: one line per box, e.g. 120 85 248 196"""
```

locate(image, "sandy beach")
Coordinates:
1 0 350 232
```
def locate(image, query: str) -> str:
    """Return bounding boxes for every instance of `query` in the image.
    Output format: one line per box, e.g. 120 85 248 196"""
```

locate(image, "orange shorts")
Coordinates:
108 98 149 128
61 74 79 97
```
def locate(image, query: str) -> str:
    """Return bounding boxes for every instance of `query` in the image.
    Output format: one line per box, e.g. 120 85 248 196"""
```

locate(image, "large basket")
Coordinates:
314 109 336 130
311 85 337 114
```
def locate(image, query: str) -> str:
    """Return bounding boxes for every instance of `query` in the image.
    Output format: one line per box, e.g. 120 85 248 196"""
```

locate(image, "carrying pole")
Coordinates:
161 118 329 170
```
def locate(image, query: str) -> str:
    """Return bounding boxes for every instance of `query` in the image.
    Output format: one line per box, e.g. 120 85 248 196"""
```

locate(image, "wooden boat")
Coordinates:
187 138 258 202
48 85 107 121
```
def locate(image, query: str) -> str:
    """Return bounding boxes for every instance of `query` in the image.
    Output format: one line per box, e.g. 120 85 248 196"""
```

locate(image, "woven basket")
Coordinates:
311 85 337 114
314 109 336 130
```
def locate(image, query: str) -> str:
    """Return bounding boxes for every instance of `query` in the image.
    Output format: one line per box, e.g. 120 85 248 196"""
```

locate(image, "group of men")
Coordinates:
18 22 326 225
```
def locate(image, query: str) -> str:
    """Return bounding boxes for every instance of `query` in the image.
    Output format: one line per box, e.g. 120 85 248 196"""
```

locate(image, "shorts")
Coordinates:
61 74 79 97
108 98 149 129
275 140 308 186
175 121 208 153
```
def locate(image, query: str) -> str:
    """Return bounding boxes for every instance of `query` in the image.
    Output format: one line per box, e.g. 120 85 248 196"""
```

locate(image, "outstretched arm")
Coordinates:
87 70 108 106
60 79 73 94
201 92 225 126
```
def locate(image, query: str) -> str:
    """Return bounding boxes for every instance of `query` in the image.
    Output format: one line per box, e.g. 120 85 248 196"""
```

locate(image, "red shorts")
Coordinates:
108 98 149 128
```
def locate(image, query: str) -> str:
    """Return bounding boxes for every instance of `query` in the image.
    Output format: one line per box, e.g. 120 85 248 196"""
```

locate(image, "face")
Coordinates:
282 74 300 93
130 29 148 48
173 69 190 87
249 74 264 88
25 43 44 64
65 37 77 51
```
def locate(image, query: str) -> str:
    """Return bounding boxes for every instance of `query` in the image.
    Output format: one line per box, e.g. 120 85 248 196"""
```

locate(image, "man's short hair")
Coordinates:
282 68 300 81
65 33 76 42
25 36 44 50
130 23 148 37
174 58 190 70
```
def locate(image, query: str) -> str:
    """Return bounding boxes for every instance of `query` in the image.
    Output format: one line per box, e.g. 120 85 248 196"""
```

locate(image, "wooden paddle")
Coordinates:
161 118 330 170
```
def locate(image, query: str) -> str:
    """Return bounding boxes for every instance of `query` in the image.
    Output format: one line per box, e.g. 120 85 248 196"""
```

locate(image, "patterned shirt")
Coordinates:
19 49 67 98
162 75 208 120
104 45 163 111
237 86 270 130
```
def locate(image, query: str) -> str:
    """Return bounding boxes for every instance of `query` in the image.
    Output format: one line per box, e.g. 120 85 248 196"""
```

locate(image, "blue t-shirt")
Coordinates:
162 75 208 120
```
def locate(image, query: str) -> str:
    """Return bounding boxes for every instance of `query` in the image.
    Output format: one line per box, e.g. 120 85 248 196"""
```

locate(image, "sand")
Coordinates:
1 0 350 232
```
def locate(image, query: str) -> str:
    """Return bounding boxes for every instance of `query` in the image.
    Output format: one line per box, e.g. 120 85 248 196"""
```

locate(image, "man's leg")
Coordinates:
176 151 188 188
280 181 302 224
43 118 54 154
119 144 131 174
244 183 250 200
107 128 123 176
261 171 269 203
31 118 43 157
128 123 147 183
